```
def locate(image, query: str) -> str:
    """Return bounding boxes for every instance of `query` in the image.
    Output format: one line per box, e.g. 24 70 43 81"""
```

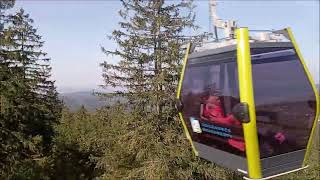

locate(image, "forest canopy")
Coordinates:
0 0 319 180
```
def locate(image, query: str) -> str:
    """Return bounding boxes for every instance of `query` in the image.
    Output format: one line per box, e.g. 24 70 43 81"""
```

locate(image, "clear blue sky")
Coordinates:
11 0 319 92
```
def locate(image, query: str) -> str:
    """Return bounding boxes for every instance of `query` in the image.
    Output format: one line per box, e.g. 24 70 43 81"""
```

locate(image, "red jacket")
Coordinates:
202 100 245 152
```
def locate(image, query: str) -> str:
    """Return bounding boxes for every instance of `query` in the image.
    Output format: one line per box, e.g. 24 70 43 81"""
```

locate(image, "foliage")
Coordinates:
98 1 233 179
50 107 102 179
0 1 318 180
0 0 15 10
52 105 235 180
0 5 62 178
101 0 203 117
52 104 320 180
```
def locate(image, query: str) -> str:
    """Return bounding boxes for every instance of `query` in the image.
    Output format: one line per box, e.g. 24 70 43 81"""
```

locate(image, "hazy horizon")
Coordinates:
9 1 320 93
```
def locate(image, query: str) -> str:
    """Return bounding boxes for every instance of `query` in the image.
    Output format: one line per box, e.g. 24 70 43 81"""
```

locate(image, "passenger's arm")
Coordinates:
200 104 209 120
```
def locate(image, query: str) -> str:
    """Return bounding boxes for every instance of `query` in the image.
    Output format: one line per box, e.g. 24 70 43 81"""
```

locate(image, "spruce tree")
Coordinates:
0 0 15 10
0 0 20 175
0 0 15 29
4 8 61 146
0 8 61 177
100 1 226 179
101 0 201 118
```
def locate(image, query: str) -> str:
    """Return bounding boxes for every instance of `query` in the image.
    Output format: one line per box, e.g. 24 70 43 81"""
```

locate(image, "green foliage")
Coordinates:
50 107 102 179
96 108 230 179
97 0 239 179
0 1 318 179
52 105 234 180
101 0 203 116
44 104 320 179
5 157 51 180
0 6 62 178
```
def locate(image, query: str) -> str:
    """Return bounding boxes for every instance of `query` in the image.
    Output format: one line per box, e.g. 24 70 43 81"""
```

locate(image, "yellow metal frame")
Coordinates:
286 27 320 166
236 28 262 179
176 43 198 156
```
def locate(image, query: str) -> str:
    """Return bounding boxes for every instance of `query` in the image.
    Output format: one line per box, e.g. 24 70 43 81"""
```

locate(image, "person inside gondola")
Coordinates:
199 92 289 156
200 94 240 126
200 92 245 152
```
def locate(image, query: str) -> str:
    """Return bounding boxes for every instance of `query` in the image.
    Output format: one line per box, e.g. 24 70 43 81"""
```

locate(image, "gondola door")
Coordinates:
246 28 319 179
176 43 249 174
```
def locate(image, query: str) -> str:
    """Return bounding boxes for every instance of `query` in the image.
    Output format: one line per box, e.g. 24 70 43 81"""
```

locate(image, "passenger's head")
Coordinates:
204 95 221 110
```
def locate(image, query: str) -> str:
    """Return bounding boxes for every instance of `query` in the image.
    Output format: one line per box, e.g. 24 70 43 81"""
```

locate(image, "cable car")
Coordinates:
176 27 319 179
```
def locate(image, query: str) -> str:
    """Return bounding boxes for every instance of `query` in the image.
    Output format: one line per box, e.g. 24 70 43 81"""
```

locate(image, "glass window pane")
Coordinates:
181 57 245 157
252 49 317 158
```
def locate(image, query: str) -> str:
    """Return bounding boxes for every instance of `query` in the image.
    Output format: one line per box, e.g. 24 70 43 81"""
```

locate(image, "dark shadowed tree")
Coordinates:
0 8 61 178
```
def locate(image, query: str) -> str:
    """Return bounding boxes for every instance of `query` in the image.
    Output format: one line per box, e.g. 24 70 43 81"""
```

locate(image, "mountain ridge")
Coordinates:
59 91 111 111
60 83 319 111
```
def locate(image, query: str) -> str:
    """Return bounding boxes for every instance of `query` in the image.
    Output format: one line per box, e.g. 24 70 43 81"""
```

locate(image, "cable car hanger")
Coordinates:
192 0 292 53
176 1 320 180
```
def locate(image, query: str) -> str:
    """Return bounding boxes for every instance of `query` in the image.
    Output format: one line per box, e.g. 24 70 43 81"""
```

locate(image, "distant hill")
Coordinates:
60 84 319 111
59 91 123 111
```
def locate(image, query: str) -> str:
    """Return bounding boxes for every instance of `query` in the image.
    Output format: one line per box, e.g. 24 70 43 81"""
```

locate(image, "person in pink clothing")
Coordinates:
200 95 240 125
200 94 286 154
200 95 245 152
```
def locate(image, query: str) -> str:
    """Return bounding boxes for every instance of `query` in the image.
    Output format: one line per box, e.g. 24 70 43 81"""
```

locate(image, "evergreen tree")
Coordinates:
0 8 62 177
0 0 20 175
51 107 101 179
100 1 226 179
101 0 202 118
0 0 15 29
0 0 15 10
